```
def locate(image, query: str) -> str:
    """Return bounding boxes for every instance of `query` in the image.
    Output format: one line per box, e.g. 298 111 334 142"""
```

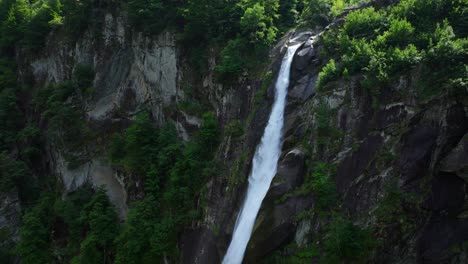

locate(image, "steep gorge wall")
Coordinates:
2 2 467 264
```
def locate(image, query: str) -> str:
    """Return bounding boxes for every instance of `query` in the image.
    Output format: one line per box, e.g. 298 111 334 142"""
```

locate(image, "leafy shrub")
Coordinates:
72 64 94 96
427 21 467 66
376 18 415 47
34 82 92 167
300 0 332 27
216 37 248 77
225 119 245 138
323 215 374 263
127 0 177 35
341 38 374 74
240 3 278 46
61 0 92 39
109 112 160 175
0 152 28 192
74 189 119 264
318 59 338 88
0 88 21 149
387 44 421 72
343 7 385 38
17 195 55 264
22 0 62 49
311 162 337 211
115 198 177 264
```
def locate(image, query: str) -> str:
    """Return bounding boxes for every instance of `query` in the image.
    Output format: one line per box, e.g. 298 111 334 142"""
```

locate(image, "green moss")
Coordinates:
227 151 249 194
314 100 344 155
225 119 245 138
275 161 337 214
254 70 274 107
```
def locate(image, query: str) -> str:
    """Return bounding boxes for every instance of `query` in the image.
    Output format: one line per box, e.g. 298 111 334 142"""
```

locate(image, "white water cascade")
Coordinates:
223 43 302 264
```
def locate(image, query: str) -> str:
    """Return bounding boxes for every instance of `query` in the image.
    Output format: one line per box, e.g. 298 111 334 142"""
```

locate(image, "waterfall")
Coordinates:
223 43 302 264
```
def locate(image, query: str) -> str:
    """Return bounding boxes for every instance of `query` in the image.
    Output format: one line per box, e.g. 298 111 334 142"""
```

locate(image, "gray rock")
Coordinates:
0 192 21 243
181 228 220 264
398 125 439 188
245 149 308 262
440 133 468 181
423 173 466 216
293 47 316 71
91 166 128 219
289 75 317 102
267 148 306 200
246 196 311 262
418 218 468 263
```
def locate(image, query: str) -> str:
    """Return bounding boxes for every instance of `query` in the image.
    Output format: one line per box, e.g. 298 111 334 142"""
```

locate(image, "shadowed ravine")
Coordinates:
223 42 302 264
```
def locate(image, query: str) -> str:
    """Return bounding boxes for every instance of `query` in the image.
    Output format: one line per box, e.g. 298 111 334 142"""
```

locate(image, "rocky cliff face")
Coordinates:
3 4 467 264
182 29 468 263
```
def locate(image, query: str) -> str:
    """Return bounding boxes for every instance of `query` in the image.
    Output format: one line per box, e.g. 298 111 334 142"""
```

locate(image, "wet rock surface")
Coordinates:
181 228 220 264
440 133 468 181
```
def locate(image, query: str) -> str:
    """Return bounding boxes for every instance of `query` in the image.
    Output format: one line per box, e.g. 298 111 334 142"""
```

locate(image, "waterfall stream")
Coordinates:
223 43 302 264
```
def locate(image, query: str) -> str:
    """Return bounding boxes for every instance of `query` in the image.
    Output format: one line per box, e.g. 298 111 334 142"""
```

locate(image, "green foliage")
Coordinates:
0 152 28 193
164 112 219 212
300 0 332 27
115 198 177 263
53 187 94 260
277 0 299 30
16 187 120 264
73 64 95 96
0 87 21 149
0 0 31 48
61 0 92 39
127 0 178 35
16 195 55 264
317 59 338 89
216 36 271 80
315 100 342 151
216 37 248 77
343 7 384 38
323 215 374 263
21 0 63 49
110 112 219 261
0 226 14 262
110 112 160 174
0 59 16 88
374 179 402 224
376 18 414 47
225 119 245 138
240 2 278 46
317 0 466 101
75 189 119 264
300 0 371 27
115 197 160 264
310 162 337 211
33 80 92 168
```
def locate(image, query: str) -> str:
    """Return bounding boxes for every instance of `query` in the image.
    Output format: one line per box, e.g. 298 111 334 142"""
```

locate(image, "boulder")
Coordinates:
267 148 306 200
423 173 466 216
288 75 317 102
245 196 311 263
398 124 439 188
293 46 316 71
336 135 383 193
440 133 468 182
418 218 468 263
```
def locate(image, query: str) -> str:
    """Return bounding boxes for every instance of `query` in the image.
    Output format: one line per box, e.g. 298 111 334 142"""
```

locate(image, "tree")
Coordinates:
240 2 278 46
16 195 55 264
76 189 119 264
